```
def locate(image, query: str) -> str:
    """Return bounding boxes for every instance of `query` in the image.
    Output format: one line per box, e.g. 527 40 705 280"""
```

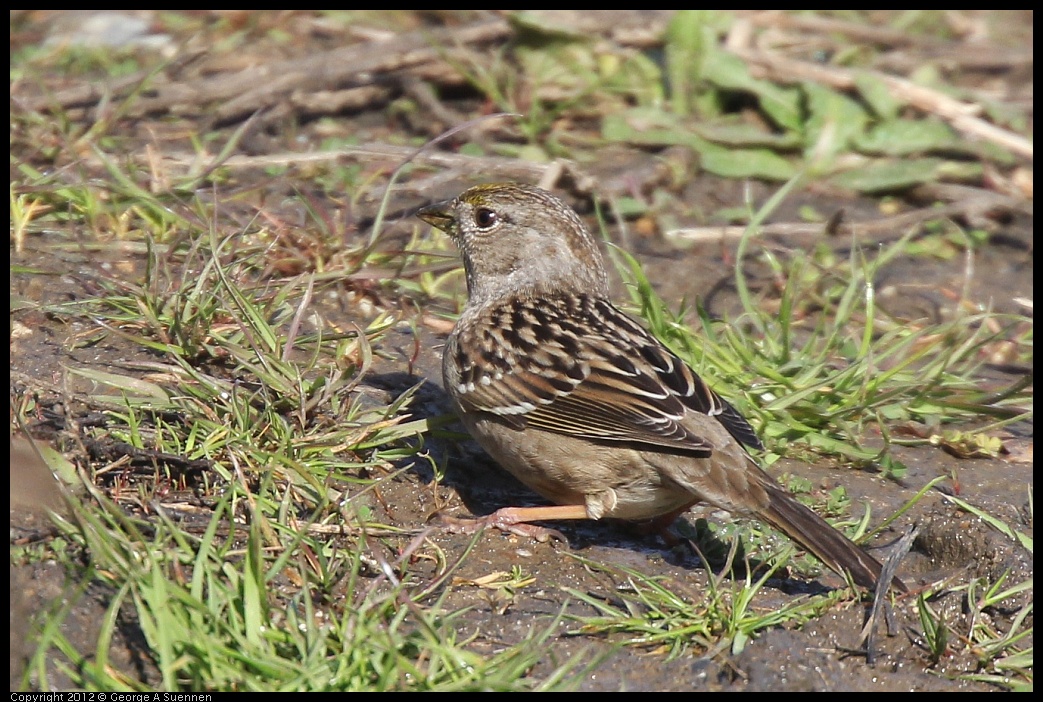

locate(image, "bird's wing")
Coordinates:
448 294 762 456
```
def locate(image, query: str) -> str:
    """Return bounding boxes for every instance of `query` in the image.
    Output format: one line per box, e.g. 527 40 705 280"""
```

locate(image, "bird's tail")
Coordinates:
759 480 907 593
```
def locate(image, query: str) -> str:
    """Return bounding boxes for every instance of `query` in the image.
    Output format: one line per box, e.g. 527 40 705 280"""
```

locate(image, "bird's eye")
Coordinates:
473 207 499 229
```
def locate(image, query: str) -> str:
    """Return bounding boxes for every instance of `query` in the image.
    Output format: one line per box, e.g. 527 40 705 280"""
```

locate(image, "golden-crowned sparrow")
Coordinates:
417 182 905 593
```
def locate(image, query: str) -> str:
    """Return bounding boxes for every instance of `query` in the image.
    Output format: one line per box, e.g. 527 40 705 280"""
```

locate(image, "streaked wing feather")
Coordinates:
451 294 760 456
612 303 764 451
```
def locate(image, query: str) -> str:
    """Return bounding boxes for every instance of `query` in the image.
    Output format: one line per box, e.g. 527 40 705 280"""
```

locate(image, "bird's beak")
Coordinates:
416 201 455 233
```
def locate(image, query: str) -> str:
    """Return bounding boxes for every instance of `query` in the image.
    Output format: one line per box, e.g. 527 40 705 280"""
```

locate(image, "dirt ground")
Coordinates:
11 10 1033 692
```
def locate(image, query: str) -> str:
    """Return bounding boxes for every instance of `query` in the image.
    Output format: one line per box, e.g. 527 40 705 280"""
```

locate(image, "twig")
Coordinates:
732 47 1033 160
745 11 1033 71
860 525 919 664
144 143 598 196
24 18 512 120
750 10 928 48
665 198 1022 247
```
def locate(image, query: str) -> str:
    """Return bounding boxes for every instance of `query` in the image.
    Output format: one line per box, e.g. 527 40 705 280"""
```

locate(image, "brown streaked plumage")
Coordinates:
417 182 906 593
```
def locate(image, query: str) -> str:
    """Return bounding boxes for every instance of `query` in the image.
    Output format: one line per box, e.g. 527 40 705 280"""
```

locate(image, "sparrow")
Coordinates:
417 182 905 593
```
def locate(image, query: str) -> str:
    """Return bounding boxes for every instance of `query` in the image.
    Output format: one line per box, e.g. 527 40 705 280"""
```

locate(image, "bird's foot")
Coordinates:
433 504 590 543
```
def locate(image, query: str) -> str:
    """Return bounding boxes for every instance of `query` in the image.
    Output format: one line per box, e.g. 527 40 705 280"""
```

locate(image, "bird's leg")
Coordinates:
436 504 590 543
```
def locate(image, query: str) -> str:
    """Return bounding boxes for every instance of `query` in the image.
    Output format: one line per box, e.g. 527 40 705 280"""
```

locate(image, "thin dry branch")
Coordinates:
24 18 512 121
665 193 1025 248
733 47 1033 160
745 11 1034 70
750 11 929 48
144 143 598 198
